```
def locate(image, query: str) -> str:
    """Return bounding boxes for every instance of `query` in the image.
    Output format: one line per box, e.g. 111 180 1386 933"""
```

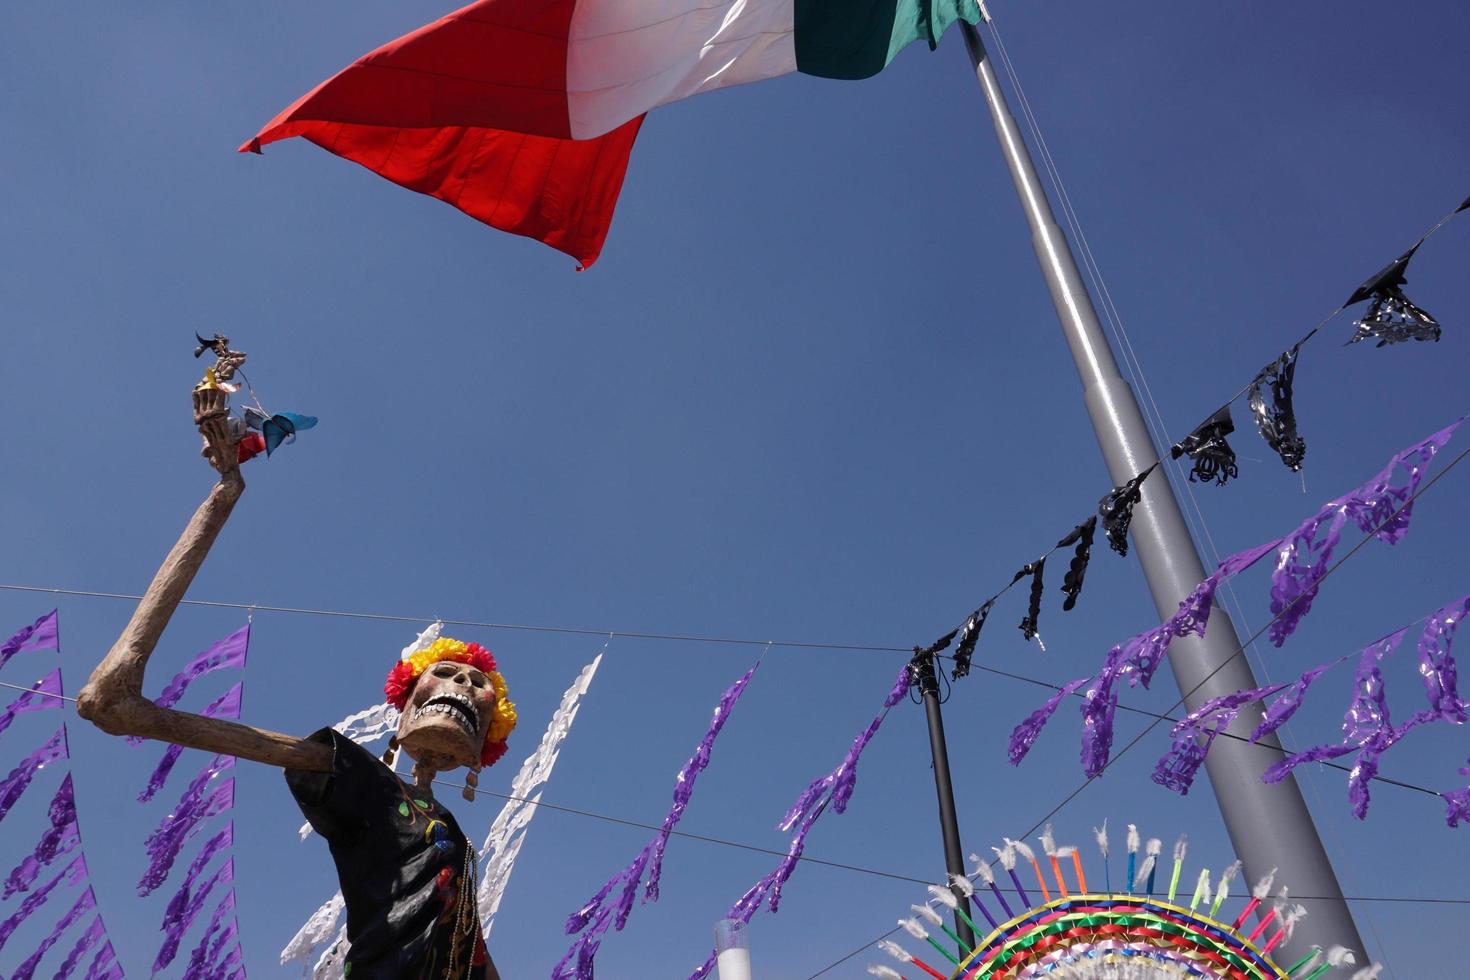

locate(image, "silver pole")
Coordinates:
958 21 1363 966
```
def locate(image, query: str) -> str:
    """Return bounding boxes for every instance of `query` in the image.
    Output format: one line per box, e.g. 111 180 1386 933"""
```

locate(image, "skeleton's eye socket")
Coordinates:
432 663 457 678
468 673 487 689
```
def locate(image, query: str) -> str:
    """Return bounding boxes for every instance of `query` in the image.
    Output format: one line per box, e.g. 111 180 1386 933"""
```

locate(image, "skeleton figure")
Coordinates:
193 332 248 385
78 387 510 980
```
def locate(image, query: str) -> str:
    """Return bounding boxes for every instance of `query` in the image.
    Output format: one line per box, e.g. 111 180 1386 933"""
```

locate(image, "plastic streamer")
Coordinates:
154 859 235 972
1269 420 1461 646
556 659 762 980
1018 558 1047 644
1058 517 1097 612
1248 347 1306 471
1152 683 1289 794
127 624 250 746
86 939 124 980
280 892 345 971
181 891 237 980
10 886 96 979
1009 679 1090 766
213 943 244 980
4 772 79 898
687 665 913 980
1171 406 1239 486
0 727 69 826
1345 243 1441 347
139 768 235 895
1251 658 1348 743
161 824 234 927
0 669 64 740
195 918 241 980
139 683 243 803
1445 786 1470 828
331 701 401 744
0 610 59 674
311 923 350 980
1263 624 1438 819
155 626 250 709
1079 645 1130 778
1415 592 1470 724
1016 539 1280 776
54 915 106 979
951 600 994 681
479 653 602 934
1098 466 1153 557
0 853 87 954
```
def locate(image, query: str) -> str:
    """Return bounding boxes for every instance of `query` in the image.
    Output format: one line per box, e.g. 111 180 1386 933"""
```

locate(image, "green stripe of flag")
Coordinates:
794 0 983 80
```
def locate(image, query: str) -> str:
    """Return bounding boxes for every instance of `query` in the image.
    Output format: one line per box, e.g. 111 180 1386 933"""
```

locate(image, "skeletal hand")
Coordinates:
193 388 240 479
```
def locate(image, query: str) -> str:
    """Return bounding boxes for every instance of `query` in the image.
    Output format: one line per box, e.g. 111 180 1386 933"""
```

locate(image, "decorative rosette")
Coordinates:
875 821 1372 980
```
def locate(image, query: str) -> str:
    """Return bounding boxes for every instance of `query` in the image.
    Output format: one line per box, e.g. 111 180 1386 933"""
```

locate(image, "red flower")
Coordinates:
480 739 508 769
384 661 417 710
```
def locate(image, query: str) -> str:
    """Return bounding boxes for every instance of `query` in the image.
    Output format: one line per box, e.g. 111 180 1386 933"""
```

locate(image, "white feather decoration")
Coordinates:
1350 965 1383 980
1190 868 1211 908
1126 823 1140 855
878 940 914 963
1093 820 1109 858
899 918 929 940
1280 904 1307 941
1133 852 1157 890
1008 837 1037 864
1055 846 1076 859
927 885 959 910
1251 867 1278 901
991 843 1017 872
1039 823 1057 857
1214 860 1242 906
867 966 904 979
948 872 975 898
912 902 944 926
1172 834 1188 863
1327 946 1357 968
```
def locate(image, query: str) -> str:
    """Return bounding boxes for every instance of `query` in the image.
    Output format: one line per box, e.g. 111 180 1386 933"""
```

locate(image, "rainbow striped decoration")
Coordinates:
873 823 1373 980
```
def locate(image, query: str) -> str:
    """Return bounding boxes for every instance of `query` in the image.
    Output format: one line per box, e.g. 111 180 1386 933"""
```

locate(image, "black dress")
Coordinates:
286 729 495 979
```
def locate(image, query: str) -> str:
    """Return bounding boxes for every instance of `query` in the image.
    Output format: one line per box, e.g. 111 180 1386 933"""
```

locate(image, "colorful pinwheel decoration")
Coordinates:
873 820 1378 980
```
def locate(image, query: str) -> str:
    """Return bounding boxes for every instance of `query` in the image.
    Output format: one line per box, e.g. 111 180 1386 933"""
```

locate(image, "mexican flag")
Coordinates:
245 0 982 267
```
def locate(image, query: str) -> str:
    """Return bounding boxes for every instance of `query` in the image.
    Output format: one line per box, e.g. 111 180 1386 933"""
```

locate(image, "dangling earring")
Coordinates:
381 736 399 767
412 759 436 792
463 767 479 803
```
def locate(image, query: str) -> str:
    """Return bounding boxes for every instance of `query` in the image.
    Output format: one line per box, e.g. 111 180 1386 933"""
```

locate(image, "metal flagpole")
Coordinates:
957 19 1364 966
911 648 978 955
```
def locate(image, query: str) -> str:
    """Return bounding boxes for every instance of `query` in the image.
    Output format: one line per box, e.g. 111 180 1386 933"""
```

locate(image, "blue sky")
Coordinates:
1 1 1468 977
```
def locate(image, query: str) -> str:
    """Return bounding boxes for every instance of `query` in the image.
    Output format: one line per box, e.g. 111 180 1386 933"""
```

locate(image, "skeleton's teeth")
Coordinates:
414 694 480 734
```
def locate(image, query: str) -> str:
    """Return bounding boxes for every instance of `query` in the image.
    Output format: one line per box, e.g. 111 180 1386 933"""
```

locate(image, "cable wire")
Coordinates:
0 586 910 656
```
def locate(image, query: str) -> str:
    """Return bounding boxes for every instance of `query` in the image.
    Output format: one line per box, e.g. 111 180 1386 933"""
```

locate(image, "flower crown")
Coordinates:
384 635 517 768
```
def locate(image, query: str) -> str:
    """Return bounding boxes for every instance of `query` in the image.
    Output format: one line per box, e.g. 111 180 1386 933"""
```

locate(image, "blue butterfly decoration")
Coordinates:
243 407 318 456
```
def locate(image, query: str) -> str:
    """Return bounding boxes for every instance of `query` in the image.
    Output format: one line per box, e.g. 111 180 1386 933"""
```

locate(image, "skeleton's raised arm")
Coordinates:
76 383 332 772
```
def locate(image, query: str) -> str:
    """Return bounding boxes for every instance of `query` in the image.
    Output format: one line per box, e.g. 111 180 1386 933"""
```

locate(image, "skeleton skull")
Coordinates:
396 660 498 773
